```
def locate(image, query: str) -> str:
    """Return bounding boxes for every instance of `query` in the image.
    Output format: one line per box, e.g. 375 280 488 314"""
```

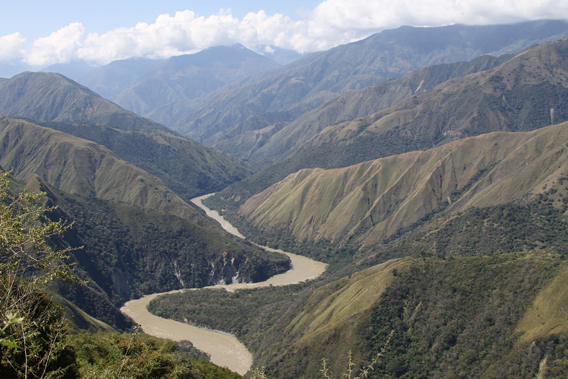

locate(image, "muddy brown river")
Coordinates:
121 194 327 375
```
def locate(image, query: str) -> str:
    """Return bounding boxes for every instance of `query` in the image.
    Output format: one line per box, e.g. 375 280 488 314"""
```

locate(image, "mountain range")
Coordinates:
216 33 568 205
2 19 568 378
110 45 281 126
175 20 568 149
238 122 568 247
0 71 253 200
0 71 284 330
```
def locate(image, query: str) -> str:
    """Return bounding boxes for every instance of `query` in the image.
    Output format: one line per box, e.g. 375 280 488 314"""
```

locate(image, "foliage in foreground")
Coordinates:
0 170 79 378
0 171 242 378
68 331 243 379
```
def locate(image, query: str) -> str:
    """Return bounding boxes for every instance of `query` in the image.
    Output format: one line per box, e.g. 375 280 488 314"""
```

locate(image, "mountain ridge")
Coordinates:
176 20 568 147
237 121 568 247
111 45 281 126
215 36 568 204
0 71 170 133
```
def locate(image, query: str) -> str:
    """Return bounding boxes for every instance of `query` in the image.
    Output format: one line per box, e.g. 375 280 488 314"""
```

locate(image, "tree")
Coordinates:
0 171 78 378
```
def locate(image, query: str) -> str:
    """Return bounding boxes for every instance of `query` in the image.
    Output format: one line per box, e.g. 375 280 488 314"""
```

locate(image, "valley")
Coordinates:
122 194 327 374
1 19 568 379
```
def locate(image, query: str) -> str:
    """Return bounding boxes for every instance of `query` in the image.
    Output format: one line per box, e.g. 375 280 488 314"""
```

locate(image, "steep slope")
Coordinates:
257 252 568 378
287 37 568 171
111 45 280 126
19 171 289 330
0 71 168 133
0 117 199 221
177 20 568 146
218 36 568 203
213 54 513 166
41 121 252 200
238 122 568 247
0 71 254 198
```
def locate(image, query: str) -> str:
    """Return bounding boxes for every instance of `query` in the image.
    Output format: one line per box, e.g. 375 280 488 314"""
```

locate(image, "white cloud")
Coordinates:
25 22 84 66
7 0 568 66
310 0 568 31
0 33 26 61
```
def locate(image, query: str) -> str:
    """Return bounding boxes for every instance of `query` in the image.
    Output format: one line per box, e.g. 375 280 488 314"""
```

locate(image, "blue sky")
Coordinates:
0 1 321 41
1 0 567 67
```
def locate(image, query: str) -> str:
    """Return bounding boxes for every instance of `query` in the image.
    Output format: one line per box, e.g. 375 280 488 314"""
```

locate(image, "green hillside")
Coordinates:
41 121 252 201
213 54 513 168
234 122 568 252
0 70 254 199
215 37 568 209
150 250 568 378
0 71 169 133
0 117 200 221
22 172 290 329
0 119 288 327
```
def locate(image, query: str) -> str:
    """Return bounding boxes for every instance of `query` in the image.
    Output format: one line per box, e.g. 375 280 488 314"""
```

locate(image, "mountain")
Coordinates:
237 122 568 249
41 121 252 201
212 54 514 167
0 71 253 199
0 71 169 133
176 20 568 147
111 45 281 126
0 117 199 220
284 37 568 171
151 241 568 378
217 36 568 203
0 119 289 328
77 57 165 98
253 251 568 378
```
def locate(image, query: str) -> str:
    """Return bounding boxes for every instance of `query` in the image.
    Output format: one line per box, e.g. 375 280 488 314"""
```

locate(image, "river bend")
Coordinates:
121 193 327 375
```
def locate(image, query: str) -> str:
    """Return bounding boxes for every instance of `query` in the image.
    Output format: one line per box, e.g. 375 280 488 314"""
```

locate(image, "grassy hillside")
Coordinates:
0 71 169 133
213 36 568 205
150 250 568 378
41 121 252 201
235 121 568 250
0 69 255 199
284 37 568 172
213 54 513 168
0 117 202 221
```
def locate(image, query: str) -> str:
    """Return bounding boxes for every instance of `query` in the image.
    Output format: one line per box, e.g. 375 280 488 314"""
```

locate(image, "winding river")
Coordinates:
121 194 327 375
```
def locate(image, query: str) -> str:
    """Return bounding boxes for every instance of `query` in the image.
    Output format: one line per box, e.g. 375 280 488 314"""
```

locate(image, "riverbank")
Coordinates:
121 193 327 375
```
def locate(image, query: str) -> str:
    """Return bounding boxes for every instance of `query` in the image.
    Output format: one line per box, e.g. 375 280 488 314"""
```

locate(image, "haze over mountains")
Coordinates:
176 20 568 147
2 18 568 378
110 45 281 126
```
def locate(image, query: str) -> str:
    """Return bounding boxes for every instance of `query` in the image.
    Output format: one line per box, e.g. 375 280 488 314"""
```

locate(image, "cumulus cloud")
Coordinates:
76 10 302 63
311 0 568 32
25 22 85 65
0 33 26 61
7 0 568 66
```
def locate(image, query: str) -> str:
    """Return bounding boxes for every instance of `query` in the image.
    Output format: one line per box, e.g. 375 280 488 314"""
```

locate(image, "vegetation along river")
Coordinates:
121 193 328 375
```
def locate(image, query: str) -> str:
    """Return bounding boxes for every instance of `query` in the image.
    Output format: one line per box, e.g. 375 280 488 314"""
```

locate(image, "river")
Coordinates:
121 193 327 375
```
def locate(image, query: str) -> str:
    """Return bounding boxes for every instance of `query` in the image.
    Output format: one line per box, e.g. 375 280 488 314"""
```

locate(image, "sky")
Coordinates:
1 0 568 68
